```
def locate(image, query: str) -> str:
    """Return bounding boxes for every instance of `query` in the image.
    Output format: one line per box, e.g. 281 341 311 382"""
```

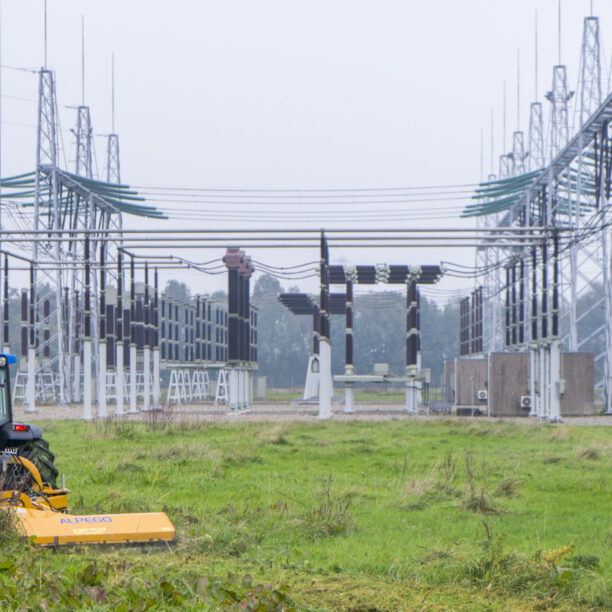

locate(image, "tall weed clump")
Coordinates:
0 508 19 546
302 475 353 539
408 449 612 609
456 537 612 608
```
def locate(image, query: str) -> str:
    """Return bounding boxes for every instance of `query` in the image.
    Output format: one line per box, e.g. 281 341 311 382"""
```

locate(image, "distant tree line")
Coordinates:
252 274 459 389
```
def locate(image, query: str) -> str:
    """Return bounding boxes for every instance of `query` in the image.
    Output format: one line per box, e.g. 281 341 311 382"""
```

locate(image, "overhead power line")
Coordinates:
133 181 481 194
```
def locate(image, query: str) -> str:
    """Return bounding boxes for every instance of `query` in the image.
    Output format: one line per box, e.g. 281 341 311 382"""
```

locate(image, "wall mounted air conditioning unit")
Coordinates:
556 379 566 396
477 389 488 401
520 395 532 409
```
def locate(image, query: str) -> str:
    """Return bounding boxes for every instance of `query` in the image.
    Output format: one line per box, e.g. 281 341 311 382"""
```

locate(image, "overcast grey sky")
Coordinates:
0 0 607 298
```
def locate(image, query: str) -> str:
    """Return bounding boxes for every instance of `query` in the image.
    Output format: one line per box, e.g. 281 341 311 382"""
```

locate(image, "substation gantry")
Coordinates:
466 15 612 419
0 68 259 417
279 233 443 419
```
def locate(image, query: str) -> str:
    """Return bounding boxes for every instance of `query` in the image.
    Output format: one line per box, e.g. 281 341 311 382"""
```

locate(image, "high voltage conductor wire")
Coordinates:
0 226 557 234
161 211 468 220
173 257 225 268
159 208 470 219
1 240 556 251
163 214 471 223
440 224 603 281
143 194 476 204
253 266 319 277
167 255 227 274
133 182 481 194
441 217 612 278
140 186 477 196
0 64 39 73
251 259 318 270
156 207 473 219
3 201 469 214
253 271 319 279
8 235 547 244
156 203 469 213
162 212 462 219
258 272 317 280
149 198 474 208
162 214 471 223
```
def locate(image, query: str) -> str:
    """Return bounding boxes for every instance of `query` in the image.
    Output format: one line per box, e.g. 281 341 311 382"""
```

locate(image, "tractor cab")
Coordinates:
0 354 58 485
0 353 15 428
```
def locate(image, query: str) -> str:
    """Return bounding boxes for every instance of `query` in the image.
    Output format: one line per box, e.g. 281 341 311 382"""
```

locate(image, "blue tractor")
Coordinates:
0 354 57 486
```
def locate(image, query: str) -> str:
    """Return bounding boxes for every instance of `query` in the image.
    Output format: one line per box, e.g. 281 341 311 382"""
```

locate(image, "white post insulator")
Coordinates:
143 346 150 411
549 340 562 422
98 340 107 418
529 346 538 417
405 380 417 414
547 345 553 420
241 369 247 410
245 369 250 409
236 368 244 411
129 345 138 413
153 348 160 410
344 382 354 414
242 368 251 410
303 355 319 400
318 339 332 419
73 355 81 403
228 368 239 411
83 339 92 421
539 345 548 420
116 341 125 415
538 350 544 419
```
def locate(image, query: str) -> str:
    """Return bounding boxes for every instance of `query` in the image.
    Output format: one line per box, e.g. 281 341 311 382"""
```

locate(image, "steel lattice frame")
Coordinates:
3 69 126 406
477 17 612 412
472 16 612 419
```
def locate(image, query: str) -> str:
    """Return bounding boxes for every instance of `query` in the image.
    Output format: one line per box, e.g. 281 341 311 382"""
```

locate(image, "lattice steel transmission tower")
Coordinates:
106 54 121 186
470 9 612 418
580 16 602 126
29 69 66 407
529 14 545 172
69 103 96 403
25 67 126 407
512 131 527 176
106 135 121 184
571 14 612 409
565 15 604 353
499 154 513 179
528 103 545 170
75 107 93 179
546 66 573 159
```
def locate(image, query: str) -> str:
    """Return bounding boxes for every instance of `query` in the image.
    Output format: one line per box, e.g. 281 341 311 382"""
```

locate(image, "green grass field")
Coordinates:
263 389 438 403
1 418 612 611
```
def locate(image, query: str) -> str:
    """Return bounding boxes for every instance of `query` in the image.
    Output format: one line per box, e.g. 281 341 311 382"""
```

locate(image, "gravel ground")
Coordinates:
12 401 612 427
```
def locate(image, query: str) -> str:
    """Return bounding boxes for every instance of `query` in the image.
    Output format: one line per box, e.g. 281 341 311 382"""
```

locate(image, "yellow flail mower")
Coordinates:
0 354 175 547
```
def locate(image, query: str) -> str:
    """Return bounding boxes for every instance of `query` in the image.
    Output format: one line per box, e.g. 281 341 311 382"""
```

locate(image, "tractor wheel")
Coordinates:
19 438 58 487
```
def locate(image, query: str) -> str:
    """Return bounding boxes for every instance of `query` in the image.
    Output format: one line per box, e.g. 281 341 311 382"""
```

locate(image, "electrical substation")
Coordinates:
0 7 610 424
444 12 609 421
6 5 612 610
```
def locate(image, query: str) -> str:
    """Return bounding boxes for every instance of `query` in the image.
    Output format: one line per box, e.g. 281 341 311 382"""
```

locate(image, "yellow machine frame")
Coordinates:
0 455 175 547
